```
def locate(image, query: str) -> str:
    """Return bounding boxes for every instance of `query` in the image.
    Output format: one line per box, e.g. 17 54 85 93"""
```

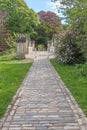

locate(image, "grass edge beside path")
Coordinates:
0 62 32 118
51 59 87 117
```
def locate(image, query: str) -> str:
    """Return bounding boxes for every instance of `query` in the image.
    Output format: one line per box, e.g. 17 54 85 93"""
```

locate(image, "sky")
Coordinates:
24 0 58 13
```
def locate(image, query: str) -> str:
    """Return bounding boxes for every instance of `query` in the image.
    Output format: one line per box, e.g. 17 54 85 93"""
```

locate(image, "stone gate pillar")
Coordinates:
31 41 35 51
16 34 26 59
47 41 51 52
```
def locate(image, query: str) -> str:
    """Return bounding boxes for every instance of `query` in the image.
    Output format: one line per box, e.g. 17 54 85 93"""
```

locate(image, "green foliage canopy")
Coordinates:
0 0 39 33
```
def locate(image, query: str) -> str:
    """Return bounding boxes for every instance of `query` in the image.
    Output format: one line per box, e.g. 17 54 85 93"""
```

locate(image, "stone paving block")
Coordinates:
35 126 47 130
64 125 80 130
2 128 8 130
3 122 10 127
9 128 21 130
48 126 64 130
22 126 35 130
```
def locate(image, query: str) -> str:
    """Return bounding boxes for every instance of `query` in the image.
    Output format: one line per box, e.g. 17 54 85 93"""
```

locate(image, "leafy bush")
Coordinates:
37 44 46 51
56 30 86 64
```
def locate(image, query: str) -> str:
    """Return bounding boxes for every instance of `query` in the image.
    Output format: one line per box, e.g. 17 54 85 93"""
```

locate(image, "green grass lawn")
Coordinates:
0 51 32 118
51 59 87 116
0 49 33 63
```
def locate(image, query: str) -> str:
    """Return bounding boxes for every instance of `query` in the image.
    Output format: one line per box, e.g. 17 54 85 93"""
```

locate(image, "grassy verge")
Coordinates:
0 49 33 63
51 59 87 116
0 50 32 118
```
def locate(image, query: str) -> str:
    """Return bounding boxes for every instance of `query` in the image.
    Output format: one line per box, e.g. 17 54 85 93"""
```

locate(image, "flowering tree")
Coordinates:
56 30 86 64
51 0 87 61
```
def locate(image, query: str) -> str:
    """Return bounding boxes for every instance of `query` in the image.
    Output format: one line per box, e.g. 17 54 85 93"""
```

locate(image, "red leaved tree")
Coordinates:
38 11 61 28
0 11 11 51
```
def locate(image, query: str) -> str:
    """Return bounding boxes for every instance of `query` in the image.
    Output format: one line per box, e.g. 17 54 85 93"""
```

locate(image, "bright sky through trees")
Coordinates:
24 0 57 13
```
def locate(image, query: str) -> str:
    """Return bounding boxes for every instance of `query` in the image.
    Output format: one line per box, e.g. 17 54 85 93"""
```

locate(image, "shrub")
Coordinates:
37 44 46 51
55 30 86 64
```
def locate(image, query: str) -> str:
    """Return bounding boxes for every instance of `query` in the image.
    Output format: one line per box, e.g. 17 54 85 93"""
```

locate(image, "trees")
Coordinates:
65 0 87 60
32 11 61 48
0 0 39 33
0 0 39 51
51 0 87 35
32 22 56 48
52 0 87 63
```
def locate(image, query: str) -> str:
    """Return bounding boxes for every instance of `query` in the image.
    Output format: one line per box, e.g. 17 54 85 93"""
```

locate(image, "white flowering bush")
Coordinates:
55 30 86 64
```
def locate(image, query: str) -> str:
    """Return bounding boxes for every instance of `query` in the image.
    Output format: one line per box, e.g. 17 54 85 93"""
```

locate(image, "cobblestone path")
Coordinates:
0 52 87 130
